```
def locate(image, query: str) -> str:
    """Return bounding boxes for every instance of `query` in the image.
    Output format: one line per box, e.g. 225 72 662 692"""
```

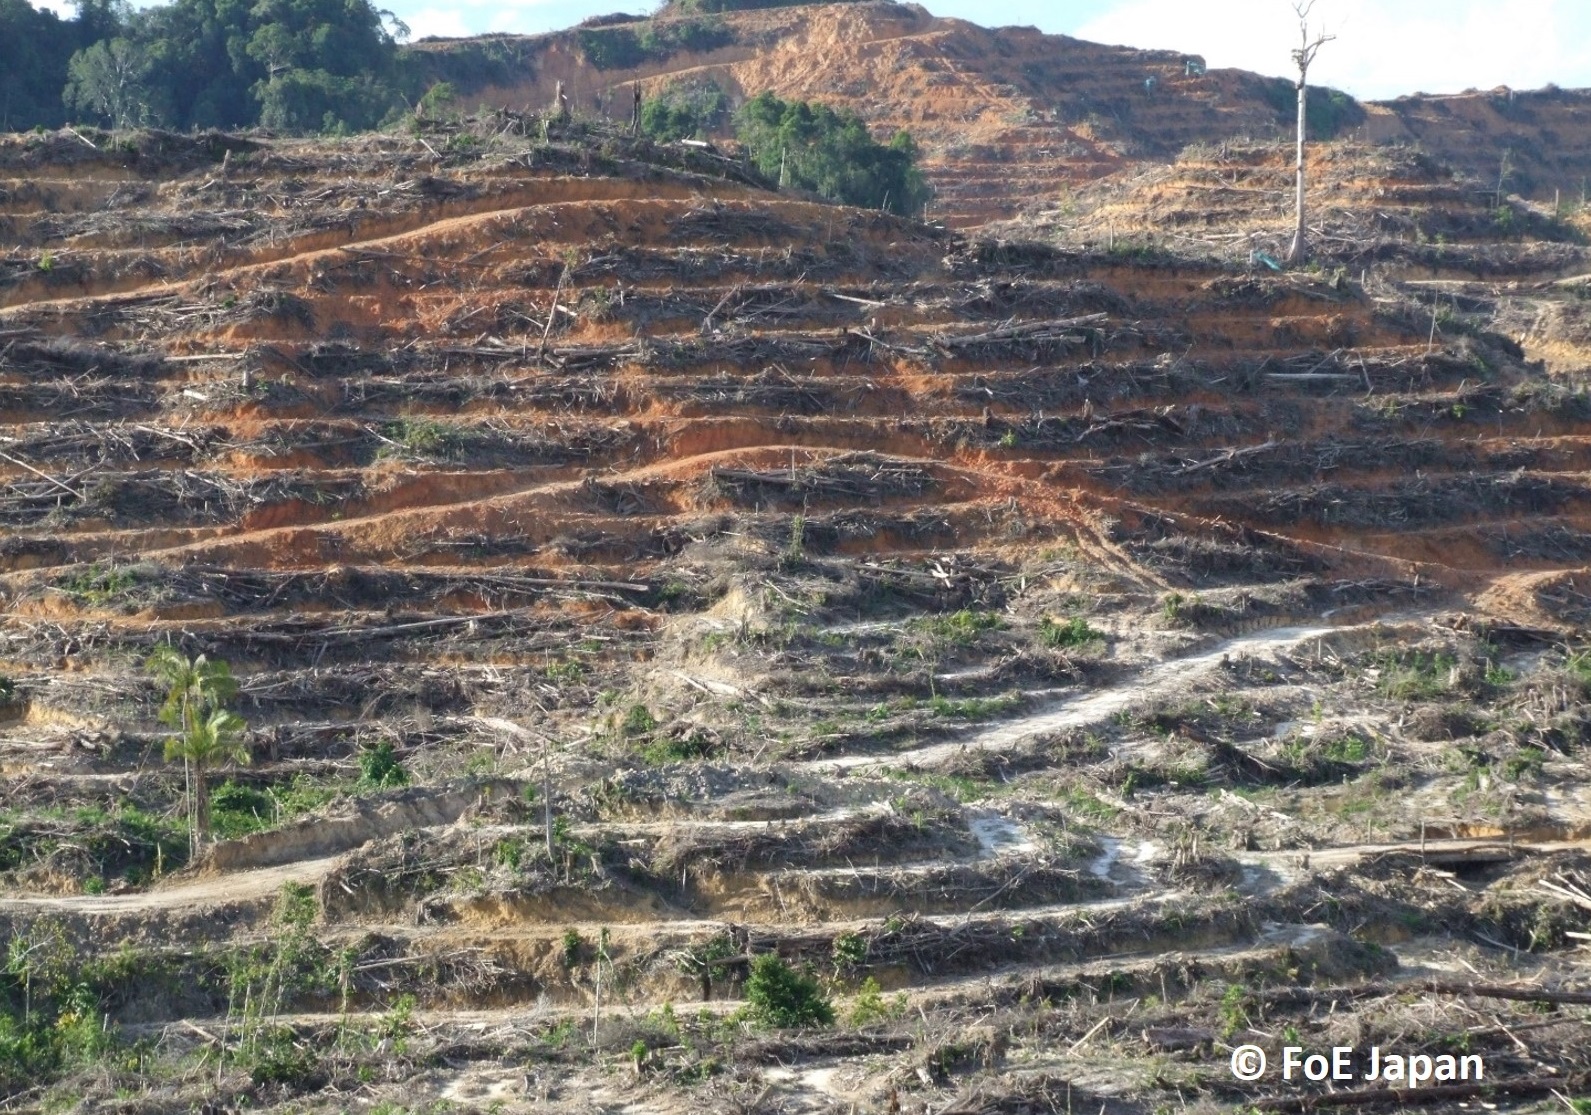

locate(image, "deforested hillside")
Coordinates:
3 116 1591 1113
411 1 1591 230
410 1 1332 228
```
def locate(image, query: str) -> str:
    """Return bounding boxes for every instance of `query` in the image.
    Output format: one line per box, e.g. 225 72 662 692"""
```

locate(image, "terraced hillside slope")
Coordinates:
1000 141 1591 378
413 1 1591 227
3 121 1591 1113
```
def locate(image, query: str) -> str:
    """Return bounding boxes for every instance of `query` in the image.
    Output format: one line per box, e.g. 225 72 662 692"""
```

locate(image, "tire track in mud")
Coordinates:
0 625 1428 922
808 623 1343 771
0 854 343 915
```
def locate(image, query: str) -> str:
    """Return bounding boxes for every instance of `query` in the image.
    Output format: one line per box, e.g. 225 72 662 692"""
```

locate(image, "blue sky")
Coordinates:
388 0 1591 100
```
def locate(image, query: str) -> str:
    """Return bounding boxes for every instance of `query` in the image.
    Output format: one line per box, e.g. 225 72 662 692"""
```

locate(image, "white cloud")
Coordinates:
404 6 472 41
396 0 622 38
1071 0 1591 99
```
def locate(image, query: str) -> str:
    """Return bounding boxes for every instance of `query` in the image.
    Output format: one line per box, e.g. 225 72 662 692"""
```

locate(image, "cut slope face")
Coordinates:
4 123 1591 1113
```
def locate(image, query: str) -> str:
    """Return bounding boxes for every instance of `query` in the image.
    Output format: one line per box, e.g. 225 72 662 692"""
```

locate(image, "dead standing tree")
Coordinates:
1286 1 1336 263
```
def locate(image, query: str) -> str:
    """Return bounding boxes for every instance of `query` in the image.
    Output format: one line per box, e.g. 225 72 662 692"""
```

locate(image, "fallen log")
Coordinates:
931 313 1108 351
1264 978 1591 1007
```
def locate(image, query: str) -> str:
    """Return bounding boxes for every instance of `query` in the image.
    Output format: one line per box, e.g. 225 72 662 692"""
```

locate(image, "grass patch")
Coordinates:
209 770 365 841
929 693 1019 719
883 767 989 802
640 731 720 766
1039 615 1105 649
0 803 189 886
911 610 1005 646
1062 786 1119 822
1371 649 1456 700
208 753 407 839
52 563 144 607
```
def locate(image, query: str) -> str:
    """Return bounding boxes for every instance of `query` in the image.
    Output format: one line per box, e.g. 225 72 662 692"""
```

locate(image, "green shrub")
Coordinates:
622 703 658 736
494 837 526 869
578 27 647 69
641 731 719 765
562 928 584 966
210 780 275 839
358 740 409 788
745 954 833 1027
640 78 730 141
1161 591 1191 624
0 803 189 883
639 17 732 55
379 416 463 459
0 921 118 1091
1566 649 1591 697
847 975 903 1026
913 609 1004 645
830 931 867 972
268 773 342 818
54 563 140 607
417 80 456 117
1258 78 1364 139
580 17 732 71
246 1025 322 1086
1039 615 1104 649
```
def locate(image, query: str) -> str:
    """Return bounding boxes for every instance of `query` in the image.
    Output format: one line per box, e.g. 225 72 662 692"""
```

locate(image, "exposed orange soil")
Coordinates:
0 125 1582 648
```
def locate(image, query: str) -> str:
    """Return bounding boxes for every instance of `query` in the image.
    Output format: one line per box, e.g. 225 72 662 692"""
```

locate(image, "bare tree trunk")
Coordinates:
543 737 554 862
194 762 210 847
1286 2 1333 265
1289 77 1308 262
184 757 195 857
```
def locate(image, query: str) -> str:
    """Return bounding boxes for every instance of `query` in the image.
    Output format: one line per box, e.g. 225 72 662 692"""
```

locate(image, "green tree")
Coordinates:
64 36 157 126
733 91 930 216
243 0 405 131
255 69 396 132
72 0 407 132
147 646 238 735
146 647 246 851
164 708 250 849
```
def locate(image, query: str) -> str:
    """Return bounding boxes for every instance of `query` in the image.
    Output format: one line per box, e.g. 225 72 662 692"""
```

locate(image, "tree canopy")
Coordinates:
0 0 113 130
3 0 409 133
734 91 930 217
